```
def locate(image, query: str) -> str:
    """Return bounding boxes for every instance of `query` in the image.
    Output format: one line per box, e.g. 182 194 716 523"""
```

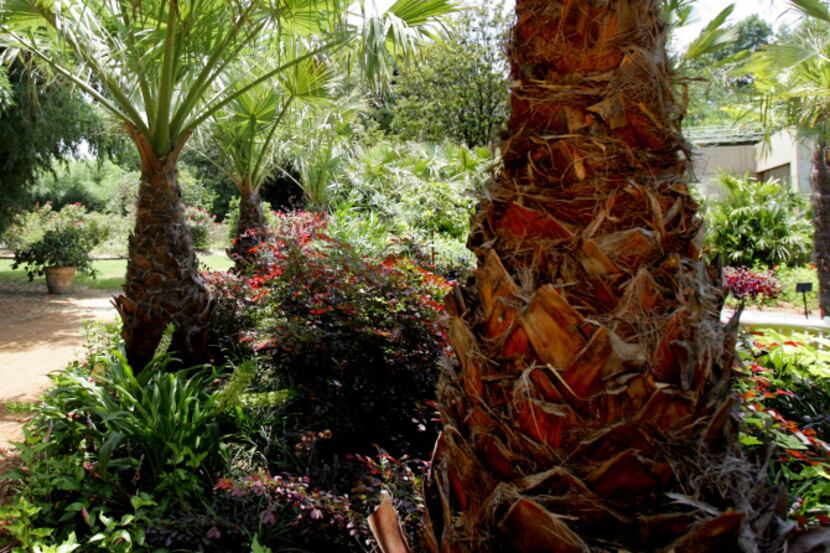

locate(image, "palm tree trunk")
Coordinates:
229 179 268 270
812 144 830 317
114 128 213 369
423 1 783 551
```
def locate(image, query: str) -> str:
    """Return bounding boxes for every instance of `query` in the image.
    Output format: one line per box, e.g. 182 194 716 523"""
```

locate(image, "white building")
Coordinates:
688 127 813 197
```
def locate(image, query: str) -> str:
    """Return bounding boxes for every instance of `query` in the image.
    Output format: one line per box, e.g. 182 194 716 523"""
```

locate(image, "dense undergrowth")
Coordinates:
0 214 450 552
2 212 830 551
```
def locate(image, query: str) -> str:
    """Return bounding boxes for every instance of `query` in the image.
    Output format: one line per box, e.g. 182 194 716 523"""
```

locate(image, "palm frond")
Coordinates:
791 0 830 24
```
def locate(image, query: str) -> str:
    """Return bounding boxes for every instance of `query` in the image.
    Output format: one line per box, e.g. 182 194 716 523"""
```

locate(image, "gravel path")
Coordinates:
0 280 117 451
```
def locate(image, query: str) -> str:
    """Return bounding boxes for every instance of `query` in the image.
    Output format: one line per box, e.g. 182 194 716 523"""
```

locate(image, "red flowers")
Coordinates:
723 266 783 303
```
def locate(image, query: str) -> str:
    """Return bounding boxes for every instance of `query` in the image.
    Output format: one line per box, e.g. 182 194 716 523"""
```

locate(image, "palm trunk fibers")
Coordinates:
423 1 785 551
114 129 213 369
230 183 269 270
812 145 830 318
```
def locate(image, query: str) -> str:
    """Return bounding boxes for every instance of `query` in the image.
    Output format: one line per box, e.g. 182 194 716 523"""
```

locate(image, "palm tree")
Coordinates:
746 0 830 317
421 1 783 551
198 44 337 267
198 0 456 267
0 0 345 368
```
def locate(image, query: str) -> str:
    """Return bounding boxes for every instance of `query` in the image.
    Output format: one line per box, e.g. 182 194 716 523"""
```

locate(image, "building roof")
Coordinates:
685 125 765 147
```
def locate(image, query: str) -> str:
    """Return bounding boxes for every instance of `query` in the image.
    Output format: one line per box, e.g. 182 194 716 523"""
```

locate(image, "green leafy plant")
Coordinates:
705 174 813 267
776 265 821 312
736 330 830 527
12 226 103 280
8 203 108 279
184 205 217 252
0 329 234 549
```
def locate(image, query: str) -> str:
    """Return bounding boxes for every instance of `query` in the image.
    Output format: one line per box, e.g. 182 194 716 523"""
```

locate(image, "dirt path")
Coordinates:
0 280 117 450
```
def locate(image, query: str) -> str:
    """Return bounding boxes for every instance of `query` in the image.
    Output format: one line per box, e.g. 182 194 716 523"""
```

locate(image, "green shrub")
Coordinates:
776 265 820 312
0 333 232 550
323 141 488 277
705 174 813 267
338 141 487 241
178 165 218 212
11 204 108 279
87 211 132 256
29 160 133 213
0 202 54 251
386 7 510 147
184 205 216 252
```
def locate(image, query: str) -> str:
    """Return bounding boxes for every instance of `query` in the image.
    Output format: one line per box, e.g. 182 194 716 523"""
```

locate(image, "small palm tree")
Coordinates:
198 43 338 267
197 0 457 267
0 0 346 368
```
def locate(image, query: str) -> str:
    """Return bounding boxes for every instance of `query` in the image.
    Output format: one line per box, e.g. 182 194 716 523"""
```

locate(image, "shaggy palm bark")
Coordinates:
114 128 213 369
811 144 830 318
423 1 783 551
230 178 269 270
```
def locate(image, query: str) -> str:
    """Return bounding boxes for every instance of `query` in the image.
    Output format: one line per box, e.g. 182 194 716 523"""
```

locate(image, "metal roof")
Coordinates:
685 125 765 147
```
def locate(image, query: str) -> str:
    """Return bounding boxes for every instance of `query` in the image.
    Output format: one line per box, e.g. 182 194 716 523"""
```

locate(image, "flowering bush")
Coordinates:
210 213 450 463
185 205 216 252
723 266 783 305
736 331 830 528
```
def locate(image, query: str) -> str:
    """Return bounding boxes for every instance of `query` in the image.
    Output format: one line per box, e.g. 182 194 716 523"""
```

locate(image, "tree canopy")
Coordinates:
0 61 109 231
384 6 510 148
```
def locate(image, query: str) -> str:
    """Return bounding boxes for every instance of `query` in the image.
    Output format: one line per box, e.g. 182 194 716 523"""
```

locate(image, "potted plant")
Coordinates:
13 225 102 294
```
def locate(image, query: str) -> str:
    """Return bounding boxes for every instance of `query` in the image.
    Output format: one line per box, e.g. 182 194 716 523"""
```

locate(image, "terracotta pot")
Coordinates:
45 266 76 294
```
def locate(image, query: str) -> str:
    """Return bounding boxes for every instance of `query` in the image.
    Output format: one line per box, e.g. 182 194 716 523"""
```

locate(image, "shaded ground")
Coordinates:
0 280 117 451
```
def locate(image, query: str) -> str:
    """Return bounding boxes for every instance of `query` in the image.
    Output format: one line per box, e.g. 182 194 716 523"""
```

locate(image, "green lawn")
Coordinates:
0 254 234 292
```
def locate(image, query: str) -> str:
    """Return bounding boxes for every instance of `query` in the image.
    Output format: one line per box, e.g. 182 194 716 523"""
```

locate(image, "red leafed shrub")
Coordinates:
146 471 360 551
723 266 783 304
208 212 451 462
146 452 431 552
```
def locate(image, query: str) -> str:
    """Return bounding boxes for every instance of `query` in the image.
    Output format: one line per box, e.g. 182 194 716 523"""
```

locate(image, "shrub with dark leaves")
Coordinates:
147 471 360 552
209 211 450 462
723 266 783 305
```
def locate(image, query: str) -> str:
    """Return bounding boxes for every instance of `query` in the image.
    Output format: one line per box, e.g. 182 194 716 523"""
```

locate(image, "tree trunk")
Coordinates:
229 179 269 270
812 144 830 318
423 1 784 551
114 128 213 370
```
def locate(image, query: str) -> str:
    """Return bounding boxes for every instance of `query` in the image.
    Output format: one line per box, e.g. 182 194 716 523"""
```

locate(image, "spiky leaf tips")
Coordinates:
423 1 787 551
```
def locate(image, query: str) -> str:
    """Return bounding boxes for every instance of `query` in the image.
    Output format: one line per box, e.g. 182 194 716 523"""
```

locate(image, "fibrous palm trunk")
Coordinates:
114 128 213 369
229 178 269 270
423 1 783 551
811 144 830 318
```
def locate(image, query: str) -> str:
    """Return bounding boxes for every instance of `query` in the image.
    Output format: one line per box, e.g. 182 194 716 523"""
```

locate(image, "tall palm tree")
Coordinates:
421 1 783 551
746 0 830 317
0 0 345 368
